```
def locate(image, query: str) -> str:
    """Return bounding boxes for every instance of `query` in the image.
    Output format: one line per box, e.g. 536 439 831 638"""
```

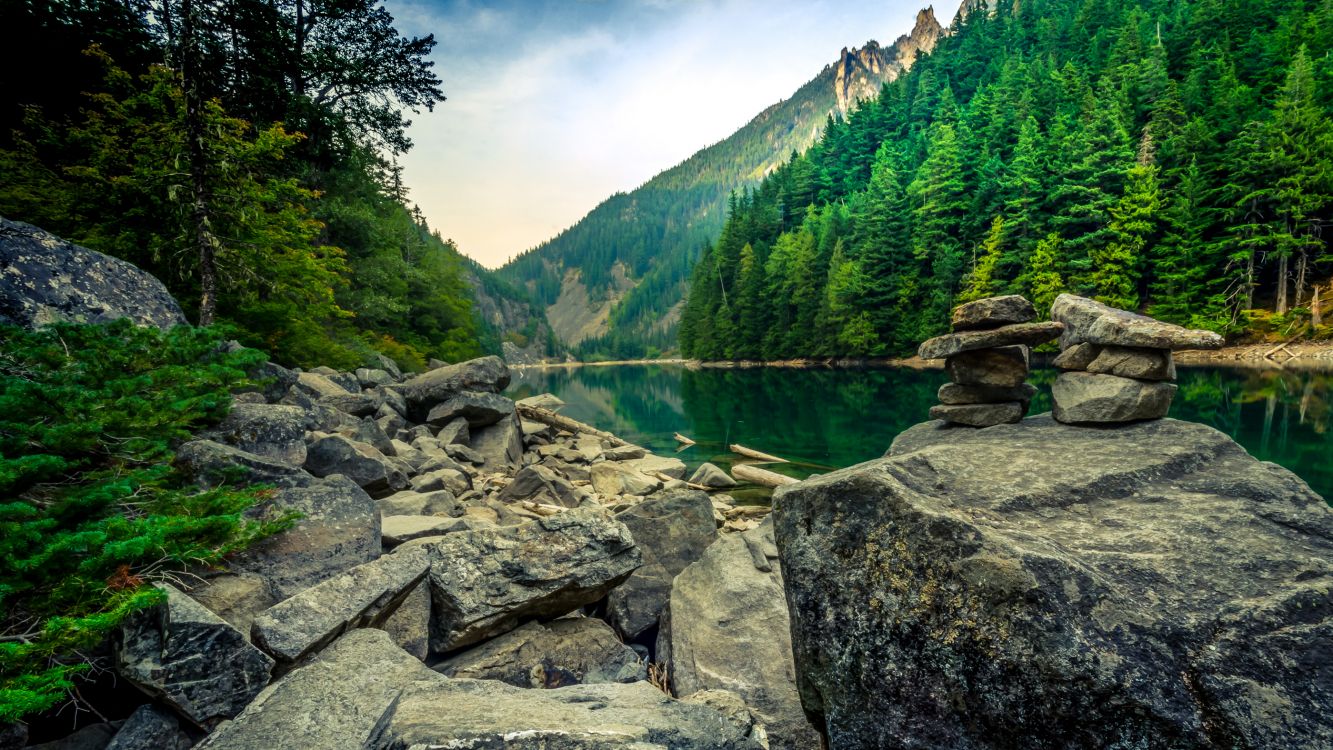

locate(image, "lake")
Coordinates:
507 363 1333 505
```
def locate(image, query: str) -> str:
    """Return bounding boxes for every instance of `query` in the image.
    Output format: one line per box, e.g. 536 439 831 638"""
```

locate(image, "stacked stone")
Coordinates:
917 295 1063 427
1049 294 1224 423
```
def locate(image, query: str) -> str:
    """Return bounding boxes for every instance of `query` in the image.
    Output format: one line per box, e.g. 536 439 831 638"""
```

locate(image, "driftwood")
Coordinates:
729 444 788 463
520 501 563 517
649 471 711 491
673 432 696 446
516 404 631 448
1263 342 1293 361
732 463 797 488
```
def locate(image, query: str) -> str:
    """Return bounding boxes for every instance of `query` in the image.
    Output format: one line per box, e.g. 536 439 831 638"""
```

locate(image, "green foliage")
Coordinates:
0 321 290 722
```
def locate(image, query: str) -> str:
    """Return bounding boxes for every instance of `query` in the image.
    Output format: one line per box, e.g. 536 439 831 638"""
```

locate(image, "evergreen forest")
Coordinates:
680 0 1333 361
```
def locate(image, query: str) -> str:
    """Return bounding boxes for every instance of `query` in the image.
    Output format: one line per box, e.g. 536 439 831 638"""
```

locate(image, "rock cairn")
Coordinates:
1049 294 1224 423
916 295 1063 427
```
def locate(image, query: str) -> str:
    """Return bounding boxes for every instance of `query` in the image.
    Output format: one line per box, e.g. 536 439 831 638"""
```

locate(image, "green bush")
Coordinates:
0 321 292 722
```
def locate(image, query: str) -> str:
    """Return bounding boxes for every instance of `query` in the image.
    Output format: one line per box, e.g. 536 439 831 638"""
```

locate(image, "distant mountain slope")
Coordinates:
497 7 943 354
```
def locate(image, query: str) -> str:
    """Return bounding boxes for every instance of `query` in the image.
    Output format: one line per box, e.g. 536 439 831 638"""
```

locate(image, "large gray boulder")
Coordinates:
116 584 273 729
497 463 583 507
303 433 409 498
776 414 1333 749
422 508 641 651
1052 293 1225 350
425 390 515 427
1052 371 1177 423
201 403 308 465
399 356 510 419
468 412 525 472
193 629 439 750
591 461 662 497
104 705 192 750
608 490 718 640
950 294 1036 331
368 678 768 749
174 439 313 489
658 517 819 750
434 617 646 687
0 218 186 329
917 321 1062 360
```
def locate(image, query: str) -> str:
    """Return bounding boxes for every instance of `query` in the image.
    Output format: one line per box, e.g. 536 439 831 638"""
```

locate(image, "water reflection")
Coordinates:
507 364 1332 504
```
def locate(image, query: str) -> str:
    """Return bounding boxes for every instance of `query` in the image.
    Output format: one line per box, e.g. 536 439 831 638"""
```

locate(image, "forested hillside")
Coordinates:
680 0 1333 361
0 0 545 369
499 9 942 359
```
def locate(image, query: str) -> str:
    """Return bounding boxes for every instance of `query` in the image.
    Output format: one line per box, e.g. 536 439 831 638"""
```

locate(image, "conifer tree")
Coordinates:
960 216 1007 303
908 122 969 335
1094 129 1163 309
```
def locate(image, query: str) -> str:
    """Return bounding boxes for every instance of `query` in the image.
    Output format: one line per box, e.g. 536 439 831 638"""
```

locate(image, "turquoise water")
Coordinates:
507 363 1333 504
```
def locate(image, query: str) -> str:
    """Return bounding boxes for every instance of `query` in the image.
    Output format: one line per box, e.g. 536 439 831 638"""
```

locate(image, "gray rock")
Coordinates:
423 508 641 651
937 382 1037 406
1052 293 1225 350
498 464 583 507
944 344 1029 387
680 690 771 748
608 490 718 640
917 321 1063 360
355 367 393 388
379 578 431 660
343 417 395 457
435 417 470 446
303 434 408 498
517 393 565 411
22 723 117 750
193 629 438 750
400 356 511 419
657 518 818 750
368 678 767 749
377 385 407 417
468 413 525 471
105 704 192 750
443 442 486 465
1086 344 1176 381
188 572 274 639
591 461 662 497
950 294 1035 331
415 452 471 477
251 547 430 663
377 489 461 517
929 401 1025 427
1051 340 1099 370
0 721 24 749
382 515 474 546
236 359 298 404
319 391 381 417
603 444 647 461
0 218 186 329
434 618 646 687
116 584 273 728
293 371 349 400
688 461 737 488
425 391 515 427
624 454 688 480
1052 371 1177 423
778 414 1333 749
174 439 313 489
520 419 553 440
374 353 402 380
409 468 471 495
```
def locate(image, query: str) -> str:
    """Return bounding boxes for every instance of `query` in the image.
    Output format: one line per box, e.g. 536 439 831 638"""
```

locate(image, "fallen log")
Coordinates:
731 463 798 488
649 471 711 492
673 432 696 446
516 404 631 448
729 444 788 463
519 501 563 517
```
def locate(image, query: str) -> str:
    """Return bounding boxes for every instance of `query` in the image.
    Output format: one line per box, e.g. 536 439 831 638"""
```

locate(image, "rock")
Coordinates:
928 401 1025 427
520 419 553 440
425 390 515 427
937 381 1037 406
950 294 1035 331
423 508 641 651
379 578 431 660
343 416 395 457
1051 340 1099 370
174 439 312 489
377 489 461 517
1052 293 1225 349
917 321 1063 360
116 584 273 728
409 467 471 495
944 344 1029 387
0 722 25 749
188 572 273 639
517 392 565 411
0 218 186 329
22 723 118 750
374 353 402 380
608 490 718 640
1052 371 1177 423
251 547 430 663
400 356 511 419
355 367 393 388
382 515 473 545
603 444 647 461
468 413 525 471
686 462 735 488
497 464 582 507
303 433 408 498
681 690 771 748
104 704 192 750
434 618 646 687
193 629 439 750
776 414 1333 749
202 403 307 466
591 461 662 497
318 391 381 417
293 371 349 400
443 442 486 464
658 518 819 750
377 385 407 416
435 417 470 446
368 678 767 749
624 453 688 480
1086 344 1176 381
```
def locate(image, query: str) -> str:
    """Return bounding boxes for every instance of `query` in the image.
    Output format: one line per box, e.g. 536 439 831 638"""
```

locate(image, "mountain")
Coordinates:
496 7 944 357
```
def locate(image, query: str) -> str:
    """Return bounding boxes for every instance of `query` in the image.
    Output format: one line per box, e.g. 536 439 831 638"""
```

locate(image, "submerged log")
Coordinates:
673 432 696 446
516 404 631 448
730 444 788 463
732 464 797 488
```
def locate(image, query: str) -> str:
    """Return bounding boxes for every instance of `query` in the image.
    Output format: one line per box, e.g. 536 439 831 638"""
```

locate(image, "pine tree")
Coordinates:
1094 129 1163 309
908 122 969 335
960 216 1007 303
1022 233 1068 316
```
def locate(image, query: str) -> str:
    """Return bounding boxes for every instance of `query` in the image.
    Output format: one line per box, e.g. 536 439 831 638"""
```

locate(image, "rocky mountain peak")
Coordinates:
833 5 943 113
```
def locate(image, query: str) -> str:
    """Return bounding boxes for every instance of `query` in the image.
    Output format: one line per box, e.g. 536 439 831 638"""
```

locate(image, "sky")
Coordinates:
389 0 930 268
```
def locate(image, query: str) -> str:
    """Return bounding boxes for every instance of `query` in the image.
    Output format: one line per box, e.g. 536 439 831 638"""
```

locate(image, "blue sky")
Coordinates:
389 0 930 267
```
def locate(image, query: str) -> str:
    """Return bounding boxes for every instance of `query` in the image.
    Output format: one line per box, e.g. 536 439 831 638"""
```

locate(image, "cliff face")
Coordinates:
833 8 943 113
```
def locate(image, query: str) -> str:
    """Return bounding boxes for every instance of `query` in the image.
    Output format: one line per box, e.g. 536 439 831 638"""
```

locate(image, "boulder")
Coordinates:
193 629 439 750
251 547 430 663
434 618 646 687
443 442 486 465
174 439 312 489
658 518 819 750
423 508 641 651
382 515 475 545
1052 371 1177 423
380 578 431 660
0 218 186 329
591 461 662 497
367 679 767 749
435 417 470 446
409 467 471 495
202 403 308 466
776 414 1333 749
517 392 566 411
1052 293 1225 349
944 344 1029 387
497 464 583 507
425 391 515 427
376 489 461 517
603 444 647 461
355 367 393 388
187 572 273 638
293 371 349 400
318 391 381 418
608 490 719 640
929 401 1025 427
303 433 408 498
689 461 738 489
680 690 771 747
520 419 553 440
917 321 1063 360
116 584 273 728
468 413 525 472
104 704 192 750
950 294 1036 331
374 353 403 380
1051 340 1099 370
1086 344 1176 381
937 381 1037 406
343 417 395 457
21 723 118 750
625 454 688 480
400 356 510 418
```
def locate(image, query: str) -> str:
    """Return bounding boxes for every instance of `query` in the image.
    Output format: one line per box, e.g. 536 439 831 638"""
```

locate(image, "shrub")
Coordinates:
0 321 291 722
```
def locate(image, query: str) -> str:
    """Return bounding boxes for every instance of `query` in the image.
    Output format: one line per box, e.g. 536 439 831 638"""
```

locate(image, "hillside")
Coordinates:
497 7 943 358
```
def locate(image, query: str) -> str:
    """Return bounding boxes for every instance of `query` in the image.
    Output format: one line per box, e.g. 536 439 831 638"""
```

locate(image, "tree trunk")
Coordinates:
1295 250 1308 308
731 463 797 488
1313 287 1323 328
182 0 221 326
1275 252 1289 314
293 0 306 97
